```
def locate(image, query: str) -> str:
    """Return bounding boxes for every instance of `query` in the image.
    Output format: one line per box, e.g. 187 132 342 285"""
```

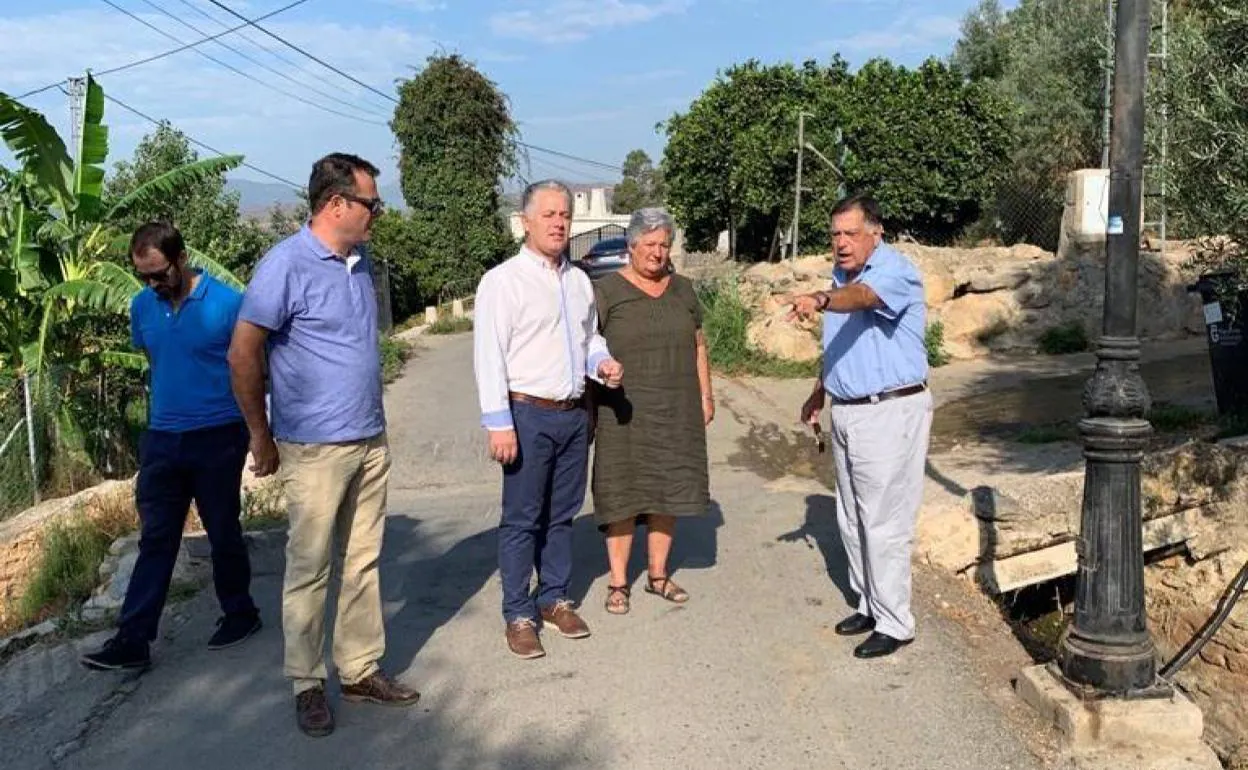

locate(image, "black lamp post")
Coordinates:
1057 0 1163 694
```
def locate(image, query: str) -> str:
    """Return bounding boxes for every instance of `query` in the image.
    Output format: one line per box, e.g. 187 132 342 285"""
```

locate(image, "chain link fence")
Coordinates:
0 366 147 524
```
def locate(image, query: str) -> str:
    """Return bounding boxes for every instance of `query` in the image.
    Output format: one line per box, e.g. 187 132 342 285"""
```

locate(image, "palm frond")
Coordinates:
73 74 109 222
86 261 143 306
188 246 245 290
43 277 135 315
106 155 243 222
95 350 148 372
0 92 74 215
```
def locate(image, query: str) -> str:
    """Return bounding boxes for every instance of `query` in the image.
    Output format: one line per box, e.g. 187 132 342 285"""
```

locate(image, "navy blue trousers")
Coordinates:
117 421 256 644
499 401 589 623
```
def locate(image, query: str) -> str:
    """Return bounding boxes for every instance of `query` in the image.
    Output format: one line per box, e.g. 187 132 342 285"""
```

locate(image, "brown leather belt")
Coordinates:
829 382 927 406
509 391 585 411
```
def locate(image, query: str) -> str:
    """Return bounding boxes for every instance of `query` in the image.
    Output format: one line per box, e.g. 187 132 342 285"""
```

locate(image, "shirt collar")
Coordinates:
154 269 208 306
300 224 360 262
519 244 568 273
832 243 885 287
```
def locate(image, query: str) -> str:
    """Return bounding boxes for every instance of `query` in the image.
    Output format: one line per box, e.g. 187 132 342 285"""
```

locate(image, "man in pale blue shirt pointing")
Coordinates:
786 194 932 660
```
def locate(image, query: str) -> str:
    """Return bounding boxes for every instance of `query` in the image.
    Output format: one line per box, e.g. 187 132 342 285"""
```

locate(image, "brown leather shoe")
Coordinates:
505 618 546 659
340 671 421 707
295 687 334 737
540 599 591 639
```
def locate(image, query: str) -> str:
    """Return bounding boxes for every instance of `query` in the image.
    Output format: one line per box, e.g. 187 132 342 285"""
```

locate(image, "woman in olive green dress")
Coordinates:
590 208 714 615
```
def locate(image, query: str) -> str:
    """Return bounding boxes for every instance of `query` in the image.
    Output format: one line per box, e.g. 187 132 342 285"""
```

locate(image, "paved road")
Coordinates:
1 333 1046 770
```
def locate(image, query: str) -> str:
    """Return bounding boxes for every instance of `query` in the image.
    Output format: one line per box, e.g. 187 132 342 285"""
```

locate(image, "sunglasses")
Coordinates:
339 193 384 216
136 262 177 285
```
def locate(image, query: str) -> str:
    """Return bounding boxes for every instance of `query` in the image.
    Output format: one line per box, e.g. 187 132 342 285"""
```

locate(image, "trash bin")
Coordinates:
1189 271 1248 418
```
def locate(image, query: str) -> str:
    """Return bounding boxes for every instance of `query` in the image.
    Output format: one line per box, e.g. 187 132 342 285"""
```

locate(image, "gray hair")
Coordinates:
521 179 572 214
626 207 674 246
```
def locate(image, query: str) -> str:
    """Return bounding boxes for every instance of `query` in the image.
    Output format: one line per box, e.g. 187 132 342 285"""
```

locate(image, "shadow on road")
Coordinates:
776 495 856 608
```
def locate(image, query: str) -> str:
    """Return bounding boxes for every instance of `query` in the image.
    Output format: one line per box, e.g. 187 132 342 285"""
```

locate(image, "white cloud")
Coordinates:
0 8 432 180
816 14 961 54
489 0 691 44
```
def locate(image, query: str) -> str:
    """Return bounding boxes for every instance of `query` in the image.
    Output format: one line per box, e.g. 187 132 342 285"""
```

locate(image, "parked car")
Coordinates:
572 236 674 280
573 236 630 280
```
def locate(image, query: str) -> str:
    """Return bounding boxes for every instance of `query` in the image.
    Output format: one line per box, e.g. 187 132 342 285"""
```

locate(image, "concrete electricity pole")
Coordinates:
67 77 85 161
790 111 811 261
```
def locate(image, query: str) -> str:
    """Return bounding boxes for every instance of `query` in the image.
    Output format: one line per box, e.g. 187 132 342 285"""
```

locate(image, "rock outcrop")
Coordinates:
739 239 1205 363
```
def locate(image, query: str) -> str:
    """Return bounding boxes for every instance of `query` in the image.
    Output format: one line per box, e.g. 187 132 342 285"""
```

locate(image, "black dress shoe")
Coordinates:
834 613 876 636
853 631 912 659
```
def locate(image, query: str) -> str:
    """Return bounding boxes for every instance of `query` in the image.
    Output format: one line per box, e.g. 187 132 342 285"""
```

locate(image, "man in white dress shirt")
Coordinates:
473 179 624 659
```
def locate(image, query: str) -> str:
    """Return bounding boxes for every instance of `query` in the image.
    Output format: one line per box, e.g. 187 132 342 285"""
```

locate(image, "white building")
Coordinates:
508 186 631 239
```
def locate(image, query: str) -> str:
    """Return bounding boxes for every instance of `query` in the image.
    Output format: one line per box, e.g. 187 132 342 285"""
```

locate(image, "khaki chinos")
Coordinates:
279 434 390 695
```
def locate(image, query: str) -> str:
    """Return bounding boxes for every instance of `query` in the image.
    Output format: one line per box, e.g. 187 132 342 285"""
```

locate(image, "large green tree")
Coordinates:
661 57 1011 258
383 54 517 316
1166 0 1248 272
611 149 666 213
105 123 271 280
951 0 1110 248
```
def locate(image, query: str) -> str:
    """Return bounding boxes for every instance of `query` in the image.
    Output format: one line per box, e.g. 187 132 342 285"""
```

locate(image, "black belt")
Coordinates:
829 382 927 406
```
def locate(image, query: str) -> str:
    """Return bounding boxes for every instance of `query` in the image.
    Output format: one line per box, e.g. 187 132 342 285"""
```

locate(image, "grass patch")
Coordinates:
1037 322 1090 355
1014 423 1078 444
1151 403 1216 433
379 335 412 384
16 514 113 627
696 280 818 379
925 322 951 367
241 481 287 531
427 315 474 335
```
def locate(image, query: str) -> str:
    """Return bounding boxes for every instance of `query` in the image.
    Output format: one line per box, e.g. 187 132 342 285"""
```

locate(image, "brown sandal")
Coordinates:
605 585 631 615
645 575 689 603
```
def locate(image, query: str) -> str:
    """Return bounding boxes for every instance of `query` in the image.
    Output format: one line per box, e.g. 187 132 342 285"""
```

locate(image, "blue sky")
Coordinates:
1 0 992 191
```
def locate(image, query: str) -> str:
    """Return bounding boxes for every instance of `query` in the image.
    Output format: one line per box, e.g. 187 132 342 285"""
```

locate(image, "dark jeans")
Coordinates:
117 421 256 644
499 401 589 623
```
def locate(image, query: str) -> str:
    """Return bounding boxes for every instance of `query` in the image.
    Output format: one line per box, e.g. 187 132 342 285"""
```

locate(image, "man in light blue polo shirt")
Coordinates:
228 152 418 738
787 194 932 660
81 222 260 672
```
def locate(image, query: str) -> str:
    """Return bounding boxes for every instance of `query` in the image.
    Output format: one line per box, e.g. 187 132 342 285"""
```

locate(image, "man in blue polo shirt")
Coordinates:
81 222 260 672
229 152 418 739
786 194 932 660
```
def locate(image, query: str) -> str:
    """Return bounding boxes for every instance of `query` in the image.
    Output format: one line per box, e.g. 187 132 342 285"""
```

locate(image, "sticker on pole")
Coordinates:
1107 215 1125 235
1203 302 1224 326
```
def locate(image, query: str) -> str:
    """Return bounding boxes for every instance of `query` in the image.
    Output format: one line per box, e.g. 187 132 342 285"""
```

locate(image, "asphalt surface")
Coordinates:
0 332 1048 770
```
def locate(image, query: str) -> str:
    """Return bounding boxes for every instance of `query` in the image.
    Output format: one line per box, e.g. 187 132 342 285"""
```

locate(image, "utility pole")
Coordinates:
791 111 811 261
1059 0 1161 695
67 77 85 161
1100 0 1116 168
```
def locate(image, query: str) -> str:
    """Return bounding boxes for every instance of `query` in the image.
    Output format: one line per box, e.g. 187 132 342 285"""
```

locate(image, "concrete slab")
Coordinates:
1016 664 1221 769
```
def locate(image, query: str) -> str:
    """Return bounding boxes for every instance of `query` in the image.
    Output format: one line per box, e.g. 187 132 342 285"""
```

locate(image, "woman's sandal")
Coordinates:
605 584 631 615
645 575 689 603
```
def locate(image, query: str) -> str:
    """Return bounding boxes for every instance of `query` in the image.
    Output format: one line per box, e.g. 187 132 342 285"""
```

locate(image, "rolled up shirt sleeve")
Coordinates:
861 260 923 321
473 271 514 431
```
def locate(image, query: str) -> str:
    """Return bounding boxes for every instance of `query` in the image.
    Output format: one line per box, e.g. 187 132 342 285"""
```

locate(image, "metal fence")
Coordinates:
0 367 147 523
568 225 626 261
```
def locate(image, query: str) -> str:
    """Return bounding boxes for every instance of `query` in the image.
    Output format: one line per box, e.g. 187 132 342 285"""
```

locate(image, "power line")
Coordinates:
97 0 386 126
92 88 305 190
139 0 390 119
201 0 398 104
199 0 623 174
170 0 393 114
15 0 310 100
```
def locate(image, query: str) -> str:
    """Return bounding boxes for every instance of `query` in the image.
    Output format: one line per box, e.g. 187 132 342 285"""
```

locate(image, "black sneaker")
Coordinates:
81 637 151 671
207 612 262 650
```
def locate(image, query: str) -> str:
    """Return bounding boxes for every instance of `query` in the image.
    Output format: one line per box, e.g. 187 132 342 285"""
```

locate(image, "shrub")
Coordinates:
1037 322 1090 355
925 322 951 367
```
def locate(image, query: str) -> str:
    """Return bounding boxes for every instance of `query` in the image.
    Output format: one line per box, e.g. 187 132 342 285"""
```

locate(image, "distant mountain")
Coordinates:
226 178 406 215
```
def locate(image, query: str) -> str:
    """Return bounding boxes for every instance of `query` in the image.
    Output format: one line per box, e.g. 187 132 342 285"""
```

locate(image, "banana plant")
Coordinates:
0 73 243 379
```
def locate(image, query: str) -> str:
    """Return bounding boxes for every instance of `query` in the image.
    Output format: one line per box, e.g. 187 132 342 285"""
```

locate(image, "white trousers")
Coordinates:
829 389 933 640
